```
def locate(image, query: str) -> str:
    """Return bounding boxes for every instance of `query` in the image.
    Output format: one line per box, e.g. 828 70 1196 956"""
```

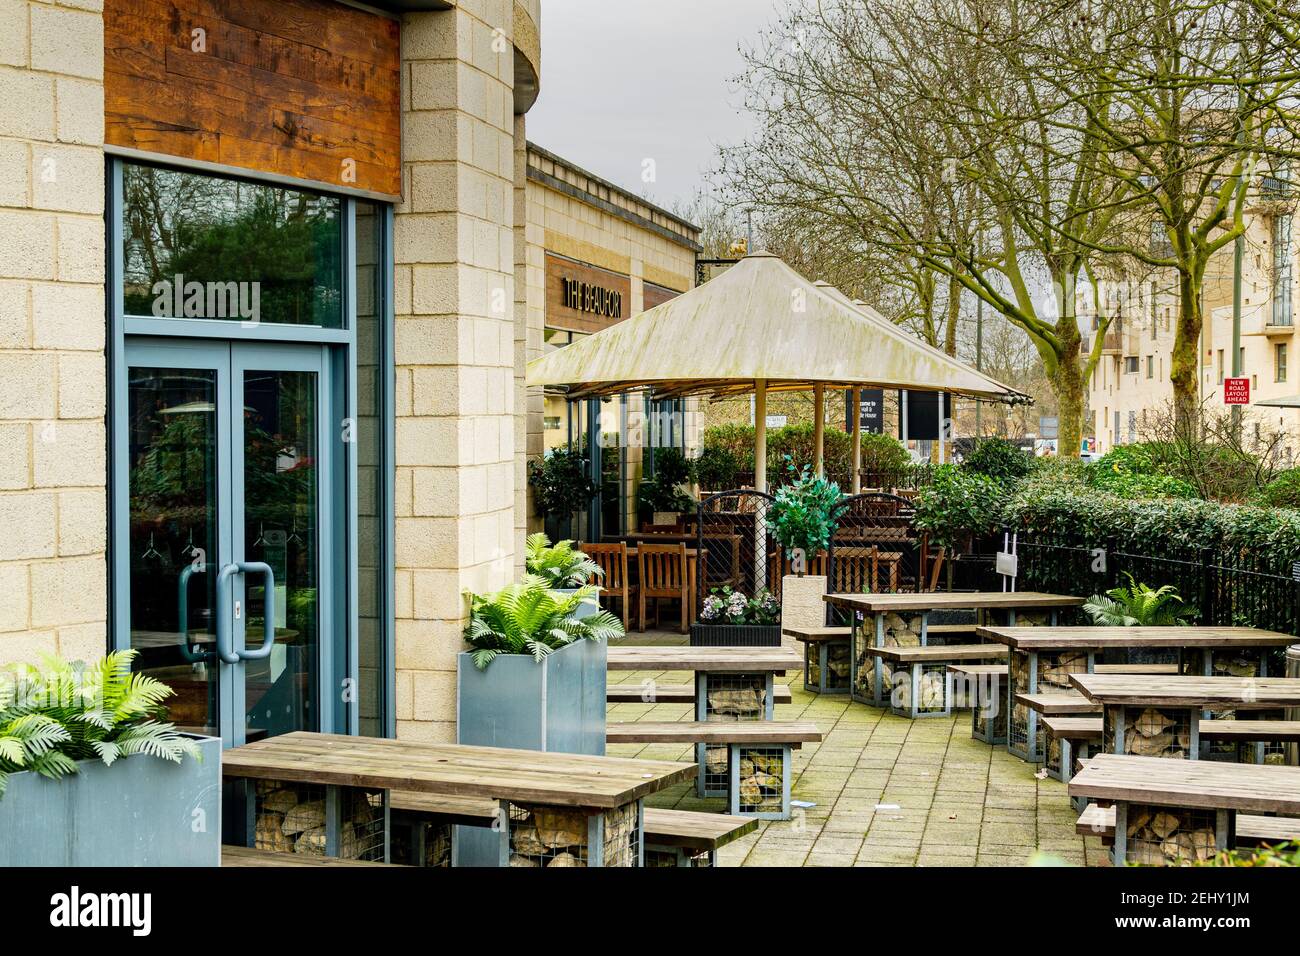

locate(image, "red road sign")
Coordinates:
1224 377 1250 405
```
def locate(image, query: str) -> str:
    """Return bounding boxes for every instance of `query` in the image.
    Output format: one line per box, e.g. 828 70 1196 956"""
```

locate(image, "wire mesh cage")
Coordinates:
969 674 1008 743
1010 609 1053 627
736 746 785 815
825 639 852 691
1122 803 1220 866
805 643 821 688
1008 653 1032 757
702 673 768 794
253 781 386 861
854 635 876 701
892 662 950 716
1110 706 1194 759
388 819 453 867
881 612 924 647
1044 730 1063 777
506 802 638 867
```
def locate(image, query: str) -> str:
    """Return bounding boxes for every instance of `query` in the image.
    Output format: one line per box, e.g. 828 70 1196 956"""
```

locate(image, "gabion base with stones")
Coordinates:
253 780 385 861
507 800 640 867
1115 802 1226 866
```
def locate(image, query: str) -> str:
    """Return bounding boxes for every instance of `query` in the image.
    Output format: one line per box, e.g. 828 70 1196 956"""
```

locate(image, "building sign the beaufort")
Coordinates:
561 277 622 319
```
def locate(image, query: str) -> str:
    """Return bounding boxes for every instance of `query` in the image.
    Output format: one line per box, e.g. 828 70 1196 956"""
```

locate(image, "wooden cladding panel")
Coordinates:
544 253 633 334
642 281 682 311
105 0 402 198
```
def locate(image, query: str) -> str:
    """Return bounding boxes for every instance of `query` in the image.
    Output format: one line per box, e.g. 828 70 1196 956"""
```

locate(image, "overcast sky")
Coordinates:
527 0 780 216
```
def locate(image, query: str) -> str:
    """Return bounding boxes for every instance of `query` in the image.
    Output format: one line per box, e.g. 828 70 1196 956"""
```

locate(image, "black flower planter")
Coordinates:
689 623 783 647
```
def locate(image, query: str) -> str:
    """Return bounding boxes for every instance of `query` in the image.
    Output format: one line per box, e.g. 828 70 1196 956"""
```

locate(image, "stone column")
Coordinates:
394 3 519 742
0 0 106 665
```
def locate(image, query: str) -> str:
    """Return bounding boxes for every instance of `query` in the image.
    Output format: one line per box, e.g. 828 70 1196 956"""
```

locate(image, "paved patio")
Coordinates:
606 631 1111 867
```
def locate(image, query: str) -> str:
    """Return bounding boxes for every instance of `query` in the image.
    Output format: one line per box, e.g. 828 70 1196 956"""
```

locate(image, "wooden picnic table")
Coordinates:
1070 673 1300 763
977 624 1295 765
607 644 803 807
1068 752 1300 865
823 590 1084 708
222 731 695 866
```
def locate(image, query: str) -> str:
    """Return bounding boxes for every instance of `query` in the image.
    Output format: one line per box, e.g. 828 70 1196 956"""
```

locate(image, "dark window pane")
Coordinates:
122 163 343 328
355 200 387 736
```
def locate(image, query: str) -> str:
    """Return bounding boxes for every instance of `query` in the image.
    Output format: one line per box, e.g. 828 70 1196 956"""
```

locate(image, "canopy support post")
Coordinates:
813 383 825 478
754 379 768 593
850 388 861 494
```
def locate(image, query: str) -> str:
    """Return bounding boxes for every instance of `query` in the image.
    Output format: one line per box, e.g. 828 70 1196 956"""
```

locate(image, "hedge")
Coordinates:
702 423 909 482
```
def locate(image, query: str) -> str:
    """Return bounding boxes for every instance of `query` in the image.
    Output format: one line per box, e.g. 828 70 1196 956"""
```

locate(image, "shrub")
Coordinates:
912 464 1006 550
524 533 601 589
1089 466 1198 500
692 445 740 490
637 447 696 517
0 650 201 798
527 448 597 518
1256 467 1300 509
770 458 849 564
962 437 1032 483
464 576 624 669
1192 841 1299 867
1084 574 1196 626
699 424 910 485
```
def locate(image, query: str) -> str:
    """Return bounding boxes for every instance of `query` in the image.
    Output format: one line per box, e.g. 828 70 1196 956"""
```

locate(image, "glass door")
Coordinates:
121 338 334 747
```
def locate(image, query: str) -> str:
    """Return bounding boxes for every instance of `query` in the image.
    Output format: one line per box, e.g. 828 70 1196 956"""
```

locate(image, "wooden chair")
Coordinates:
581 542 636 630
640 520 685 535
638 542 690 634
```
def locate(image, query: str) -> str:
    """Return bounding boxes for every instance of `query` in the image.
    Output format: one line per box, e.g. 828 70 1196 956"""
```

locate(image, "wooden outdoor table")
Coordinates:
607 644 802 800
823 591 1084 709
1068 752 1300 865
624 545 706 625
977 625 1296 763
1070 673 1300 763
222 731 694 866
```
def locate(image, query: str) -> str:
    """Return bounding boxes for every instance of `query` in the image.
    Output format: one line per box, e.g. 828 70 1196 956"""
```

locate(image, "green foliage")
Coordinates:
769 458 849 563
912 464 1006 550
637 447 696 517
1004 482 1300 572
1256 468 1300 509
1084 574 1196 626
464 576 625 670
1192 841 1299 867
700 424 910 484
0 650 201 799
527 448 597 519
524 533 602 589
961 437 1031 483
691 445 741 490
1089 467 1199 500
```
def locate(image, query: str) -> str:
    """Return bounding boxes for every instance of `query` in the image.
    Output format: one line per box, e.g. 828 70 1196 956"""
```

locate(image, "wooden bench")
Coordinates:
221 845 401 867
783 625 852 695
388 793 758 866
607 682 793 705
1094 663 1181 675
1075 803 1300 850
1069 752 1300 865
859 643 1008 718
606 720 822 820
948 663 1008 744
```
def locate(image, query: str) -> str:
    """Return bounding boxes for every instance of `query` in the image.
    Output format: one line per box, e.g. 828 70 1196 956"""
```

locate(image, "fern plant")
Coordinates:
524 532 603 589
1084 574 1197 627
464 575 624 670
0 650 201 799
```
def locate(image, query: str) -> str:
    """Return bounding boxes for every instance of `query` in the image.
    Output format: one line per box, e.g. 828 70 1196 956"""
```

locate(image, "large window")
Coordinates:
1274 214 1294 327
121 163 344 327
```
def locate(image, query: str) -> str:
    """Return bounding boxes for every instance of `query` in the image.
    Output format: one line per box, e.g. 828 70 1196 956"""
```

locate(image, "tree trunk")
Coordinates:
944 272 961 357
1170 267 1203 425
1053 355 1085 459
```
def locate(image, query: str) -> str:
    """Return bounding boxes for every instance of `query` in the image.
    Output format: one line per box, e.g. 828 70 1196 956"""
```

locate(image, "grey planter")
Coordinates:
0 733 222 866
455 637 608 865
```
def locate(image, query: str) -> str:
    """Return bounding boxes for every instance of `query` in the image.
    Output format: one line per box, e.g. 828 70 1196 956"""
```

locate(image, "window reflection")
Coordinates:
122 163 343 328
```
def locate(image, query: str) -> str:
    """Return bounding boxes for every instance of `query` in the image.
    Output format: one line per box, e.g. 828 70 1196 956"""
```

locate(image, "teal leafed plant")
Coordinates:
0 650 201 799
465 576 625 670
770 457 848 571
524 532 603 589
1084 574 1196 626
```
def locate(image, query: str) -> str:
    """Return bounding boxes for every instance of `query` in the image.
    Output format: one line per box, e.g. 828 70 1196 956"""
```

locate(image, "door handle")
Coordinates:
216 562 277 664
177 564 206 664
